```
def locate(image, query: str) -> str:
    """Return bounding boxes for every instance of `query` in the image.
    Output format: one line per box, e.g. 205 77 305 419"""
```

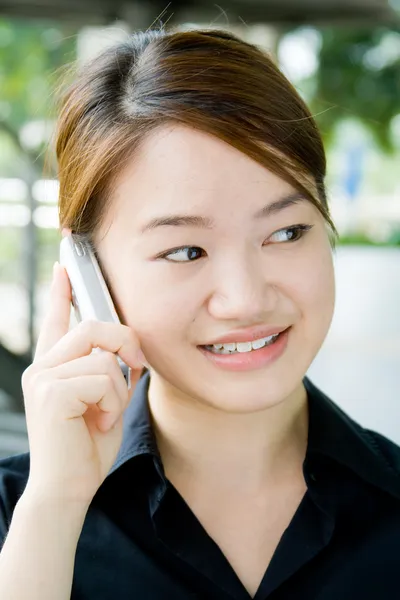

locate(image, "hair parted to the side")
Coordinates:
54 26 338 246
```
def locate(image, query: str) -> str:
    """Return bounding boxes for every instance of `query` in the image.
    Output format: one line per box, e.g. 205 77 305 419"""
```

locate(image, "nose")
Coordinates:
207 261 278 322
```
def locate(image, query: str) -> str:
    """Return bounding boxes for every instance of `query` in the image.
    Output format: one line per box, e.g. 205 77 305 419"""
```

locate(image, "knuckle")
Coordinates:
78 319 97 338
21 363 35 389
95 370 114 393
123 325 136 346
22 363 45 393
37 377 58 401
24 371 59 411
100 351 118 372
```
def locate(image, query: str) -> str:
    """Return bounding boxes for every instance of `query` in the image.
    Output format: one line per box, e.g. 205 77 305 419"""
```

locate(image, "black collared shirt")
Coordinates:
1 370 400 599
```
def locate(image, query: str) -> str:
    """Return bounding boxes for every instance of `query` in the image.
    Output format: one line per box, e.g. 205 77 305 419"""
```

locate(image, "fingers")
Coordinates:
34 319 143 373
24 371 123 432
45 375 122 432
34 262 72 360
52 351 130 407
32 251 145 392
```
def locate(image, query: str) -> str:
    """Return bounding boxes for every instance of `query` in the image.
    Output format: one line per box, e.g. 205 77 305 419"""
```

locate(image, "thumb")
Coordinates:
34 261 72 361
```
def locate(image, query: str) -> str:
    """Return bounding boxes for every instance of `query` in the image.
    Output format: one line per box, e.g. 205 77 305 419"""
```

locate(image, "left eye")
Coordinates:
160 247 205 263
158 224 313 263
269 224 313 243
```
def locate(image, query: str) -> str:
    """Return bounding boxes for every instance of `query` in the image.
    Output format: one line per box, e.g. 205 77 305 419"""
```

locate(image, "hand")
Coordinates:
21 262 145 507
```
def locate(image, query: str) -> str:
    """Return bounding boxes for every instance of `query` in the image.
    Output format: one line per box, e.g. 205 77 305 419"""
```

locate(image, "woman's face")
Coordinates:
96 123 335 412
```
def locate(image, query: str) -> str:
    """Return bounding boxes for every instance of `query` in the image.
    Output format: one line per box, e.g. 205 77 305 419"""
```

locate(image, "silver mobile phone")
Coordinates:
59 233 131 389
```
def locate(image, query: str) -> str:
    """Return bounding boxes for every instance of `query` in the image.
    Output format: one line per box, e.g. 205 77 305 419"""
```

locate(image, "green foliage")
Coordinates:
338 230 400 246
311 26 400 153
0 17 77 131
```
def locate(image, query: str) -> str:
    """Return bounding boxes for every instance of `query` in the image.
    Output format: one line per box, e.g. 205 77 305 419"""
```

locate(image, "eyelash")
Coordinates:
156 224 314 263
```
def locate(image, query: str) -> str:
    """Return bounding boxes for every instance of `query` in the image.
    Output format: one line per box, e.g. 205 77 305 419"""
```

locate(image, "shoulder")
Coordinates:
0 453 30 538
362 428 400 477
304 377 400 501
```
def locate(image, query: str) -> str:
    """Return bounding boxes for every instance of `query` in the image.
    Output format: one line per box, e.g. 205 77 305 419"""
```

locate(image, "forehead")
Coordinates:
113 124 299 210
104 131 323 243
98 127 323 246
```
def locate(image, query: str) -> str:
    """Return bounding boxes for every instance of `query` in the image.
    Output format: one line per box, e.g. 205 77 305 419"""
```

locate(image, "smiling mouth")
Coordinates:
199 328 289 355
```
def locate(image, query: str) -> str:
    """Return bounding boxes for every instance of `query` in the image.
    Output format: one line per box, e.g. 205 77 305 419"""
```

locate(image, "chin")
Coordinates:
206 397 285 415
192 372 302 415
148 335 311 413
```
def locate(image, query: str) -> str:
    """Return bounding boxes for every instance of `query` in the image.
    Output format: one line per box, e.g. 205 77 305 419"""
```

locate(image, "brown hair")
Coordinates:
55 26 338 245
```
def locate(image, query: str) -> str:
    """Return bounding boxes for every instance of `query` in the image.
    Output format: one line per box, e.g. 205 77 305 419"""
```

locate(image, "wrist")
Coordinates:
17 486 89 535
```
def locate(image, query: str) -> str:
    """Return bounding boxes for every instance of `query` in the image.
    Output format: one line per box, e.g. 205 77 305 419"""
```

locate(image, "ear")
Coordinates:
61 227 72 237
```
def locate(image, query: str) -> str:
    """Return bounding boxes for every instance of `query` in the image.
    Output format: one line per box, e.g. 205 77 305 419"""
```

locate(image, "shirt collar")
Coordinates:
108 370 400 501
304 377 400 501
108 370 159 476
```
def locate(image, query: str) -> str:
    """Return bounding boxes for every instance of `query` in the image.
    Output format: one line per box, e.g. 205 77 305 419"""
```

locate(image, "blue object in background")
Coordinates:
343 143 365 201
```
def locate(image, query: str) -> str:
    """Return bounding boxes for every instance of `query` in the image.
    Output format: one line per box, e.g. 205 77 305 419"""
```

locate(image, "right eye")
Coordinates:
158 246 206 263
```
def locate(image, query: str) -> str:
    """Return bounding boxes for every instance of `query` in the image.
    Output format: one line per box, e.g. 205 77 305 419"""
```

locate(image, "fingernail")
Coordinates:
53 261 59 277
136 349 150 369
136 349 146 364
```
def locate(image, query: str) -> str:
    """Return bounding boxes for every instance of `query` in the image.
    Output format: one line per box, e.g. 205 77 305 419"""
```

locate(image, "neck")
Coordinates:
148 373 309 496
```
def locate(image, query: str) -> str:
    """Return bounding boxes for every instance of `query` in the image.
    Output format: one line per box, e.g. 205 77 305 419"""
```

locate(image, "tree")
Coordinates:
0 17 78 367
0 17 77 134
311 26 400 153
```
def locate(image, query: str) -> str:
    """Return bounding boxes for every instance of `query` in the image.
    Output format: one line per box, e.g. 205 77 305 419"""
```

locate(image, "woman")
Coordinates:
0 27 399 600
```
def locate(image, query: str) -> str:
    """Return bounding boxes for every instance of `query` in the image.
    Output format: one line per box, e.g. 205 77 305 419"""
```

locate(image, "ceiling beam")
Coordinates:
0 0 397 26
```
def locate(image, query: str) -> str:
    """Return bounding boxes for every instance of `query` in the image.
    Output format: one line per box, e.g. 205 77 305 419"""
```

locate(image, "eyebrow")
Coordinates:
139 191 309 234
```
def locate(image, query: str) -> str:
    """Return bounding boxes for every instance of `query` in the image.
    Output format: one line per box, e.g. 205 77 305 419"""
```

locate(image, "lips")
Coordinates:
197 326 291 372
200 325 290 346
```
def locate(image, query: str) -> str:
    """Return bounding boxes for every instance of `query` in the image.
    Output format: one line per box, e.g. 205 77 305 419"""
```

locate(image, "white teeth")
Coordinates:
236 342 252 353
207 333 280 354
223 343 236 352
252 338 266 350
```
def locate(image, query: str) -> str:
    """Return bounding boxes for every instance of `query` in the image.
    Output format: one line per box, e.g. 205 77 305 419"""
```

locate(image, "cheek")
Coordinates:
299 250 335 331
116 270 197 344
278 239 335 329
95 242 189 349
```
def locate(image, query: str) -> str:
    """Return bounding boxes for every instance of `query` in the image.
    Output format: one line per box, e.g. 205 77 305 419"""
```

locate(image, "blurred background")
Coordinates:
0 0 399 457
